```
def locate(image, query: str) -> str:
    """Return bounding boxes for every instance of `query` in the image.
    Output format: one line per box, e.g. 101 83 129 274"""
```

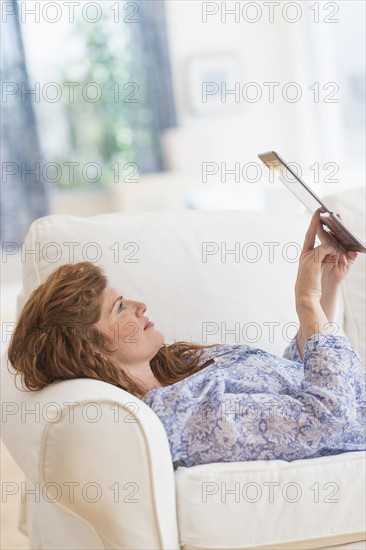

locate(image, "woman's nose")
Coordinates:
135 301 147 315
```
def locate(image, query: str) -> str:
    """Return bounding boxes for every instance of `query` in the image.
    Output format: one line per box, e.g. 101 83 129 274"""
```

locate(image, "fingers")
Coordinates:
315 245 358 267
302 210 359 263
339 253 347 267
313 242 339 263
322 253 339 264
316 220 333 244
317 212 342 245
348 250 359 260
302 209 321 254
335 213 359 261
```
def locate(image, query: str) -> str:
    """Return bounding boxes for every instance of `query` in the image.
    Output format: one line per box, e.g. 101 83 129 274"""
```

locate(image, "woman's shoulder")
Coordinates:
141 343 249 404
198 343 246 363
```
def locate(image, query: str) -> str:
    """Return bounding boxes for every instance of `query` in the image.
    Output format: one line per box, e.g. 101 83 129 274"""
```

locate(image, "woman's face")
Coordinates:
96 285 165 365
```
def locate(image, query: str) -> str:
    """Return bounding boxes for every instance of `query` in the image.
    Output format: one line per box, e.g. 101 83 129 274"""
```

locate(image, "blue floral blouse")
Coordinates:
141 334 366 469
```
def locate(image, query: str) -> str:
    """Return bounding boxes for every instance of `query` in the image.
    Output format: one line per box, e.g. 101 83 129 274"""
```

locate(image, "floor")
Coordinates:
1 253 29 549
1 442 29 549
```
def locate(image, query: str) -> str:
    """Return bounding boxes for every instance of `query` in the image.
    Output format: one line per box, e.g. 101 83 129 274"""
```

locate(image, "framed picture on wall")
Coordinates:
185 52 242 115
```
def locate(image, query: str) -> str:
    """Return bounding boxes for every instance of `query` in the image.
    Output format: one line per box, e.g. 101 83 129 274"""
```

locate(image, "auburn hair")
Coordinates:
7 261 218 398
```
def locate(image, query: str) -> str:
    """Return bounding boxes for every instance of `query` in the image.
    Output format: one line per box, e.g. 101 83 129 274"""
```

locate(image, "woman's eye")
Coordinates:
117 300 125 313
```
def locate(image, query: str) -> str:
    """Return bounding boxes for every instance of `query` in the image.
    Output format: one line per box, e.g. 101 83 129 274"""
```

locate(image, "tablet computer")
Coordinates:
258 150 366 253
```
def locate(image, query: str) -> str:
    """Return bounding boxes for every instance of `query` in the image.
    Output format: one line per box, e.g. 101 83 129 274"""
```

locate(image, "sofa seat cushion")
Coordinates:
175 451 366 550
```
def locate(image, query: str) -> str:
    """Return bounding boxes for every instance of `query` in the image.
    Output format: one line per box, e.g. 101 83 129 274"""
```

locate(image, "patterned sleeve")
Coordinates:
268 334 364 459
183 333 365 465
299 333 362 412
283 335 303 362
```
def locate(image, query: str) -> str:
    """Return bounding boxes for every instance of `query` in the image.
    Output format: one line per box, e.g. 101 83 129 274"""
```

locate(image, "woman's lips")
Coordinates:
144 321 155 330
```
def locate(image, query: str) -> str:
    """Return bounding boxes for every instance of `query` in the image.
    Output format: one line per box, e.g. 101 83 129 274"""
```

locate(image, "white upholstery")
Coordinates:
1 365 179 549
175 453 366 550
1 190 365 549
323 188 366 365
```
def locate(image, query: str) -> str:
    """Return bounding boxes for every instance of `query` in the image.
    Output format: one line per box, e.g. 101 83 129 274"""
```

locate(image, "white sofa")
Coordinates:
1 188 365 549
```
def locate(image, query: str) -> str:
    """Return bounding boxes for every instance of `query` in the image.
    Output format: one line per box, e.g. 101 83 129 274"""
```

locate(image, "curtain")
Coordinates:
1 0 49 246
0 0 177 245
128 0 178 173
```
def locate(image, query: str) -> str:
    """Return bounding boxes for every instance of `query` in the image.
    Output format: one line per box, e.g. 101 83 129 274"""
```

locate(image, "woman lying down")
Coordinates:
8 210 366 469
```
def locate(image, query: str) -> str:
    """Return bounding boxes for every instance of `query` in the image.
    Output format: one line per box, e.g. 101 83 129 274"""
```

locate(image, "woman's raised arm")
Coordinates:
294 210 344 360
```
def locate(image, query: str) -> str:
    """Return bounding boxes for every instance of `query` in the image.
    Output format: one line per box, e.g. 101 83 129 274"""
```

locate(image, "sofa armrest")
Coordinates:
39 383 180 549
1 349 180 550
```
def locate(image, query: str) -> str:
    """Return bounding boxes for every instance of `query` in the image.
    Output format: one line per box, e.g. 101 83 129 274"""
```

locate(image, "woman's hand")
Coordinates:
295 209 339 310
294 209 342 359
316 213 358 322
317 213 358 287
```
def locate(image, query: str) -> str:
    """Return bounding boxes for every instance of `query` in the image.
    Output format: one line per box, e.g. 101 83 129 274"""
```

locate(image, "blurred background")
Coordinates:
1 0 365 235
1 2 365 547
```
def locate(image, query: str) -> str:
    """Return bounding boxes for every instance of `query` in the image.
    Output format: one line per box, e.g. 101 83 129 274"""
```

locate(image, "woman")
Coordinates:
8 210 366 469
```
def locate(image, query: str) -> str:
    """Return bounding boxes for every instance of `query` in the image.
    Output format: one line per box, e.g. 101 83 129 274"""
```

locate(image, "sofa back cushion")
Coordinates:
323 188 365 365
16 210 345 358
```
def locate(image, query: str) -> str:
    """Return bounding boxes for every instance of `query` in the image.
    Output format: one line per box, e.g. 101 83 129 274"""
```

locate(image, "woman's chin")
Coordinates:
154 328 165 344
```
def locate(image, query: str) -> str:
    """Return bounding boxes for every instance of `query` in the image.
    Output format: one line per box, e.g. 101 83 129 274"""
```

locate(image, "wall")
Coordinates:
162 1 364 199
